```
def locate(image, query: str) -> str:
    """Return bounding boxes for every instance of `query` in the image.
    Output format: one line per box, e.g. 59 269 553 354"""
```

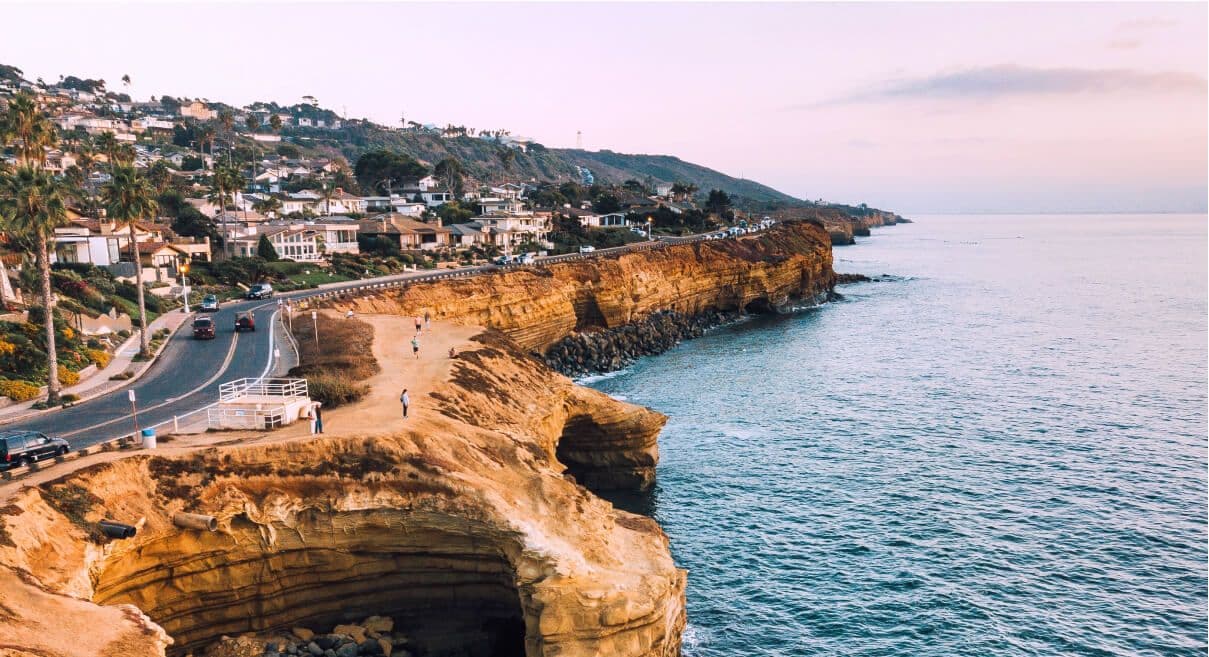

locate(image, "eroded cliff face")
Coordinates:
0 335 684 657
336 220 835 356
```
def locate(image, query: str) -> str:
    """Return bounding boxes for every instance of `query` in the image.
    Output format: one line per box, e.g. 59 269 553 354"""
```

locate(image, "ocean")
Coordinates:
587 214 1208 657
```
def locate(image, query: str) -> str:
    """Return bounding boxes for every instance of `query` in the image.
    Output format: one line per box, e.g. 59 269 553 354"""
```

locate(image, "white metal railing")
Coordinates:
206 405 287 430
218 377 308 402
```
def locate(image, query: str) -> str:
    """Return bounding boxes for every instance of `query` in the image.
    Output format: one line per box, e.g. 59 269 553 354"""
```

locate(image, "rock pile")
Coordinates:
203 617 412 657
543 309 741 377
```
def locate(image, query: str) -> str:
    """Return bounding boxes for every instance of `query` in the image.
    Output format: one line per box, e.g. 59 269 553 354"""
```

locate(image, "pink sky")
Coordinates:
2 2 1205 214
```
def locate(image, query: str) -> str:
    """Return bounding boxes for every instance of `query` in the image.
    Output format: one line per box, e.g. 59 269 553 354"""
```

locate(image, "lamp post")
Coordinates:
180 261 190 313
646 216 653 240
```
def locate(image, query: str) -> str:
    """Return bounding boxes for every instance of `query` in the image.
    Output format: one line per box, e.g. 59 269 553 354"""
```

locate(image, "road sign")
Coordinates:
128 390 136 402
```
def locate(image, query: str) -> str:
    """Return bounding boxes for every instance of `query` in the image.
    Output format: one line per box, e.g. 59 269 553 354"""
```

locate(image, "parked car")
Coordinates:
192 316 216 339
246 283 274 300
1 430 69 470
519 253 536 265
493 255 513 266
578 245 596 254
200 294 220 312
235 312 256 332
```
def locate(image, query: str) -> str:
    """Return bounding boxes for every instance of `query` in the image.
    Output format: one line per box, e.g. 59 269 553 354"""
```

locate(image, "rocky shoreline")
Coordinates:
206 617 414 657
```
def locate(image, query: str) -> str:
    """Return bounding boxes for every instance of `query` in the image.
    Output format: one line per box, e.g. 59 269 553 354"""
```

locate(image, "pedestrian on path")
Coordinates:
345 308 355 319
415 316 423 333
400 389 410 419
424 311 431 330
411 335 420 359
313 403 324 434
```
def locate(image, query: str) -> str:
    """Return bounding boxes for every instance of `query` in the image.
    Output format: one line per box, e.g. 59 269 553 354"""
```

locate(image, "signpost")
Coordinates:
128 389 140 437
312 311 319 348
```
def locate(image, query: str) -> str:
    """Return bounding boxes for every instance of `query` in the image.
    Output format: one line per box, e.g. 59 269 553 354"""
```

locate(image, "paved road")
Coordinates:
6 225 768 449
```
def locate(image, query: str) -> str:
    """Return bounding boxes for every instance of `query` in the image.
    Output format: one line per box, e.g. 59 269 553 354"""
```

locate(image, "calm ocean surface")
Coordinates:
588 214 1208 657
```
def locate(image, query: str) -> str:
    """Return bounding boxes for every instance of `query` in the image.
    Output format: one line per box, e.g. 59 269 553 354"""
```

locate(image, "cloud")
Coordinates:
800 65 1207 107
1116 17 1179 32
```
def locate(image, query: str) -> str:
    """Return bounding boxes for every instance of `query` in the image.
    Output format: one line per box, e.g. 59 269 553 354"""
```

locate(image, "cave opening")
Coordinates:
91 514 529 657
743 297 775 314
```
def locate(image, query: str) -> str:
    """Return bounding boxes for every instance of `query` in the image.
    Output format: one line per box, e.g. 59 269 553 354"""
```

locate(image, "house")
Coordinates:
391 200 427 217
357 214 452 251
557 207 605 228
447 222 488 247
476 213 552 251
320 189 365 215
419 190 453 208
477 196 525 215
52 219 210 281
179 101 216 121
598 212 630 227
131 117 175 133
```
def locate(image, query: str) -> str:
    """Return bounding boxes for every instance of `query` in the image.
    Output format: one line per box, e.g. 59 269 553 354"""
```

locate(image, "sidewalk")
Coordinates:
0 309 194 425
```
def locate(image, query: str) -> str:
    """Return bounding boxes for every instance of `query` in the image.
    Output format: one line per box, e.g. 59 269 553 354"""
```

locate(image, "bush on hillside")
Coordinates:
0 380 40 402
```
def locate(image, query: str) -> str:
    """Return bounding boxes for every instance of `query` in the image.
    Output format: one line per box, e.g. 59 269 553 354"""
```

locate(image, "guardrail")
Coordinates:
218 377 308 402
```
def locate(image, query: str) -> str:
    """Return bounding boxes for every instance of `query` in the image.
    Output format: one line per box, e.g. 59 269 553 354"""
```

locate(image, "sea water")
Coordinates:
588 214 1208 657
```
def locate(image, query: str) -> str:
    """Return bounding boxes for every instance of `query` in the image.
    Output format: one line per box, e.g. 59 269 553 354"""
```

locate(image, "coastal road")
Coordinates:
4 225 770 450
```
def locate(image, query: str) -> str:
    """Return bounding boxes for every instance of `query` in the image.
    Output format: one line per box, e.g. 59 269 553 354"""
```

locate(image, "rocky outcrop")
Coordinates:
543 309 742 376
0 335 684 657
337 219 835 362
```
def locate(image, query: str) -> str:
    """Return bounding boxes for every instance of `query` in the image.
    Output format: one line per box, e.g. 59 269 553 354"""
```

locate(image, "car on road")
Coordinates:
1 430 69 470
192 316 216 339
493 255 513 266
235 311 256 332
246 283 274 300
578 245 596 254
200 294 220 312
519 253 536 265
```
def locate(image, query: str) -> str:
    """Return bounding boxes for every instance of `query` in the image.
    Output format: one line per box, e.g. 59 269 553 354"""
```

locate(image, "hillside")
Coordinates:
291 124 800 207
552 149 801 206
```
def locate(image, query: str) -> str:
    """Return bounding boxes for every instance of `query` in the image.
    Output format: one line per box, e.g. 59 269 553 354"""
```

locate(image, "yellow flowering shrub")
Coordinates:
57 365 80 386
86 349 112 369
0 380 40 402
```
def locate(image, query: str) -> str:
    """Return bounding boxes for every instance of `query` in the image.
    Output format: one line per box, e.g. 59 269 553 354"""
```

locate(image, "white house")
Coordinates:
180 101 217 121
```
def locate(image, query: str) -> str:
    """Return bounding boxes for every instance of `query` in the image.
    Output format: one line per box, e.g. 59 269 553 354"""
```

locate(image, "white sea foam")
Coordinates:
574 368 631 385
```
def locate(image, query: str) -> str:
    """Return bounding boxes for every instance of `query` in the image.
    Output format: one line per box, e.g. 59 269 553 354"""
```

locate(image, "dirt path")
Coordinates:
0 316 481 501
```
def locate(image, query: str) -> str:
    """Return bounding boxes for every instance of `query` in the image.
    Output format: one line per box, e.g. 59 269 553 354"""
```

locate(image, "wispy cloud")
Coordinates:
799 65 1207 108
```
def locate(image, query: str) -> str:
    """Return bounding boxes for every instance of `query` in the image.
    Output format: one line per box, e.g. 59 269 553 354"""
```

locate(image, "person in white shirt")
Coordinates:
400 389 410 419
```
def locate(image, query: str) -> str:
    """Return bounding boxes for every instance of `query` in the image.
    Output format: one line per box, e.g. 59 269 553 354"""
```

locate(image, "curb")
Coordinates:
0 311 194 427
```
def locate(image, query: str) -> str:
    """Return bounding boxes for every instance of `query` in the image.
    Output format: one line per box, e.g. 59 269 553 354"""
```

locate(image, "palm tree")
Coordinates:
102 165 159 358
1 93 57 164
94 131 118 172
269 114 283 132
318 182 336 216
252 196 282 219
193 123 215 170
0 165 72 403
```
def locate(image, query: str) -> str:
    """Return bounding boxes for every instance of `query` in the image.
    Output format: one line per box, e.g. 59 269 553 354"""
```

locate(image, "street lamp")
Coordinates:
179 261 191 313
646 215 653 240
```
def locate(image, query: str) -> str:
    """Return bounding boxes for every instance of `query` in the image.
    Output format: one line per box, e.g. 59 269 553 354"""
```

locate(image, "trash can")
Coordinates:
141 428 157 449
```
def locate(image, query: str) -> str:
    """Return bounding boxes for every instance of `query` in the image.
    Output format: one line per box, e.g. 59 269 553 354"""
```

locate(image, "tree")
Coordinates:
245 115 259 132
146 160 173 194
317 182 336 216
593 193 621 214
252 196 282 218
257 233 279 261
193 123 215 168
353 150 428 193
433 157 465 195
0 93 58 163
705 189 732 216
496 148 516 171
435 201 474 226
0 165 71 403
102 165 159 358
94 131 118 170
269 114 283 132
121 74 131 88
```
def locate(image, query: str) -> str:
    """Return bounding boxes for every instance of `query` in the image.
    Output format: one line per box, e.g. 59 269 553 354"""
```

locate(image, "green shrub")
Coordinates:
0 380 41 402
304 374 368 408
60 393 80 404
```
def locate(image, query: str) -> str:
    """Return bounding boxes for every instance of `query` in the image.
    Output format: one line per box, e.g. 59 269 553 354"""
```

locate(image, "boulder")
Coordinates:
362 616 394 634
292 628 315 642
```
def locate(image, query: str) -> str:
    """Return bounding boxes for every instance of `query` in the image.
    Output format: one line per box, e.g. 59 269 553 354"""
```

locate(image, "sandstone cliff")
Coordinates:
334 219 835 356
0 332 684 657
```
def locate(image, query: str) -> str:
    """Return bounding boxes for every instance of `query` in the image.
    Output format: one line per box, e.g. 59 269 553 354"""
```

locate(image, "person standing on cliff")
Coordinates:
400 389 410 419
313 402 324 434
411 335 420 359
424 310 431 330
415 316 423 334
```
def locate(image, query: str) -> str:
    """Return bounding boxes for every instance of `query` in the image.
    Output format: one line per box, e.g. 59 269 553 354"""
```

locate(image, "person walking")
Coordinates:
411 335 420 359
400 389 410 419
345 308 355 319
424 311 431 330
415 316 423 334
313 402 324 434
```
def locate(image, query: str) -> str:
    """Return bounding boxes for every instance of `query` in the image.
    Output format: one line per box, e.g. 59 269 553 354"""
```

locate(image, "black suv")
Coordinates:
1 430 70 470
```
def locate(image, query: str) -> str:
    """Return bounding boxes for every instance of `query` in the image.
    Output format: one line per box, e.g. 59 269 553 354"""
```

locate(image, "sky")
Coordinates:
1 2 1206 214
